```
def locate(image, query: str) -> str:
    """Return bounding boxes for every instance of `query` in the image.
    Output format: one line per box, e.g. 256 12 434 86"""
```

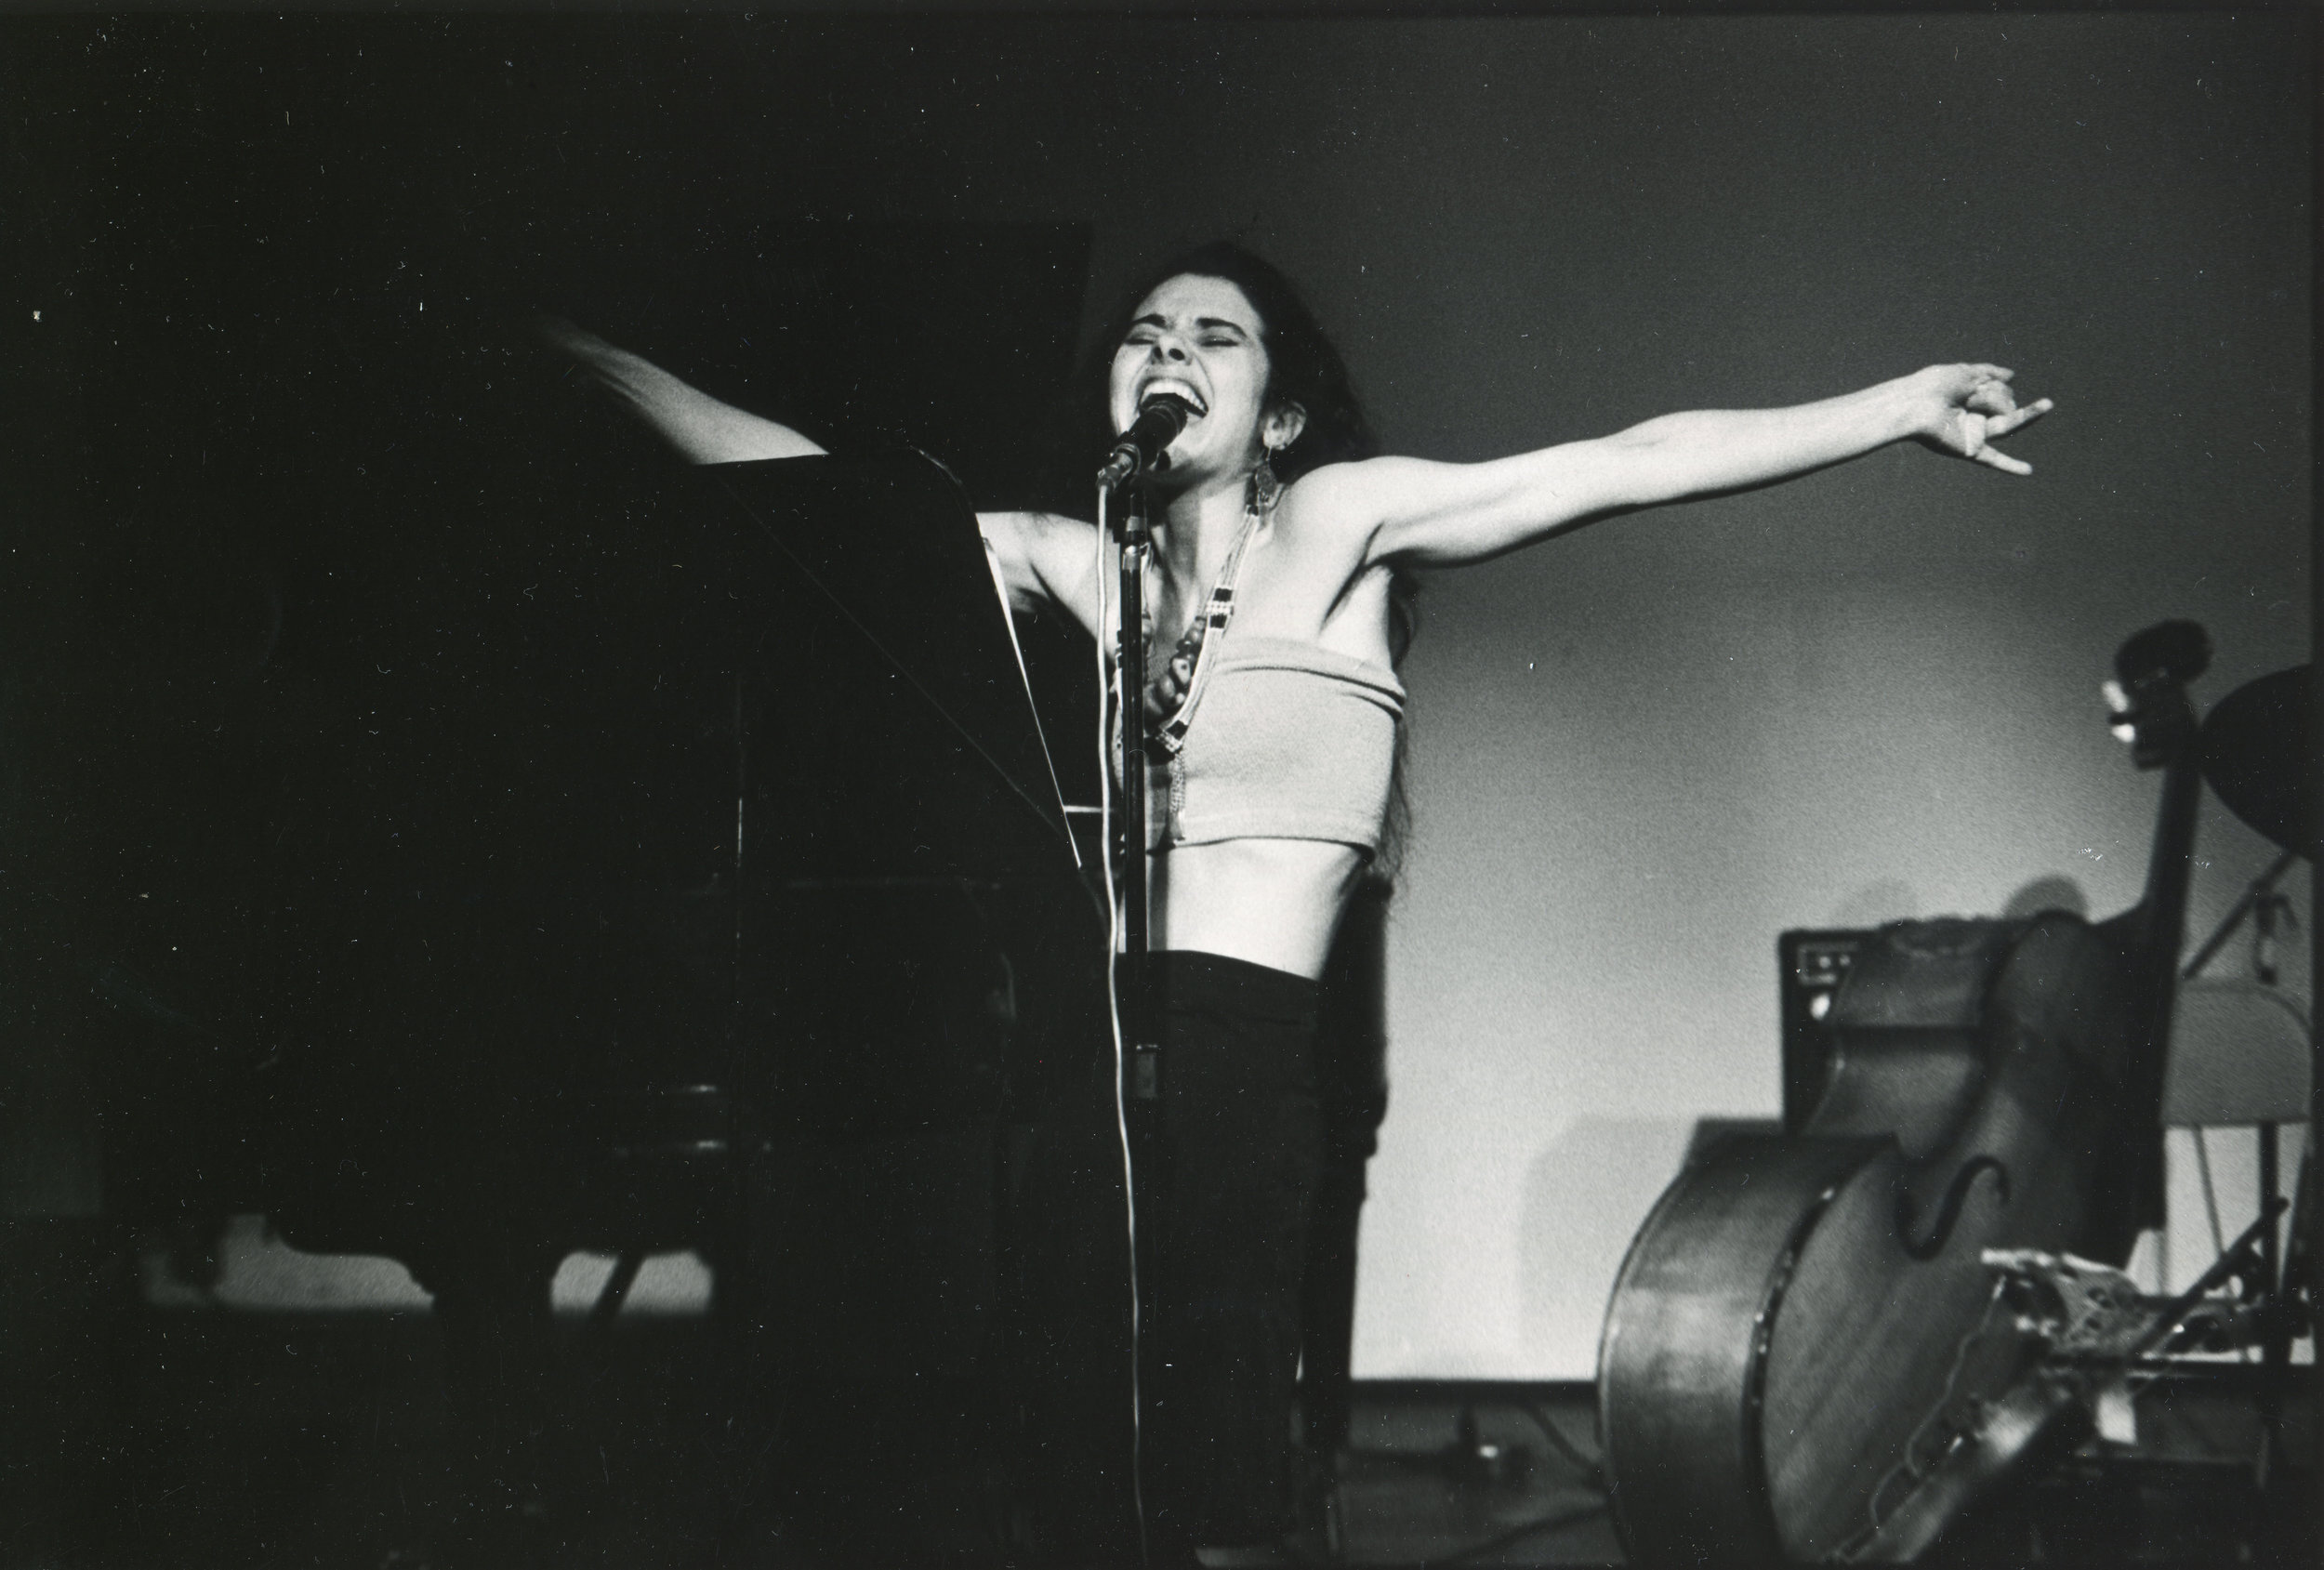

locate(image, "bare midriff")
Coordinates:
1145 836 1367 981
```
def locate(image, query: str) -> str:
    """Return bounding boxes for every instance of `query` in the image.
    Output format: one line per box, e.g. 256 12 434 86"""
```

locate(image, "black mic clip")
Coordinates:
1096 395 1195 490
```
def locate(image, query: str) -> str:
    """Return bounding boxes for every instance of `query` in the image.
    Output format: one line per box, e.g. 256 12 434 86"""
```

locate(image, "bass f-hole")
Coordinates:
1895 1155 2013 1261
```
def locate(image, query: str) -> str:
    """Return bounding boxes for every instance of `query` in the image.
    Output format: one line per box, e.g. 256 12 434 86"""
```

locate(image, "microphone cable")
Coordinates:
1092 482 1153 1566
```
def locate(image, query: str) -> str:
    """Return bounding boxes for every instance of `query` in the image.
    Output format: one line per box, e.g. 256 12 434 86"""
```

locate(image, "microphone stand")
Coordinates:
1097 399 1190 1102
1111 479 1159 1100
1101 447 1178 1570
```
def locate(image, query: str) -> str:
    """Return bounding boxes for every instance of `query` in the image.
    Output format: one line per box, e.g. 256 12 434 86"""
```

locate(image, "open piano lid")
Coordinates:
711 450 1079 880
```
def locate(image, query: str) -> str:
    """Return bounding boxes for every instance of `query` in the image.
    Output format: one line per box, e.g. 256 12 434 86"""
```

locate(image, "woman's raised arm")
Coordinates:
535 317 1101 624
1331 363 2053 569
535 317 825 464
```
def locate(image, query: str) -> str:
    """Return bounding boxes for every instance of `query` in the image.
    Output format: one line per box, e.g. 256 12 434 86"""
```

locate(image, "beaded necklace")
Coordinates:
1140 496 1265 751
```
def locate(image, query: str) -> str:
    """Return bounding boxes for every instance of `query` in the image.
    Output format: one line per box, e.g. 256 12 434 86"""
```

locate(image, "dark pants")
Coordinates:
1301 877 1392 1472
1131 951 1325 1552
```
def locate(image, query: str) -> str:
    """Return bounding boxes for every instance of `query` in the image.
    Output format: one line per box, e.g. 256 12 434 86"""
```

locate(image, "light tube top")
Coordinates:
1145 636 1406 855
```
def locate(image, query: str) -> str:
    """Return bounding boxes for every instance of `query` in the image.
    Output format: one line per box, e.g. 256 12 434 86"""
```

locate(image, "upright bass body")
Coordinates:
1599 624 2209 1563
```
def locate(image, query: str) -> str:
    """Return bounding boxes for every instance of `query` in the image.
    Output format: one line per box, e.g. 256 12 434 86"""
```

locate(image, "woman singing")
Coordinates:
544 240 2050 1563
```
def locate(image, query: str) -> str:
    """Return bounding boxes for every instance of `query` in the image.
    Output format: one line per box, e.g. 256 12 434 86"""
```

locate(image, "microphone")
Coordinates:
1095 395 1195 489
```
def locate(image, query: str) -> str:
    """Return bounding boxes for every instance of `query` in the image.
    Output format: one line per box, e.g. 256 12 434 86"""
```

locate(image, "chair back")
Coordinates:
2161 979 2312 1127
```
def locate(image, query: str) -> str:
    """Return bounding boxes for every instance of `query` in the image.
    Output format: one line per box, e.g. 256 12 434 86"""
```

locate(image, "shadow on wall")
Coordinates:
1827 877 1919 929
2003 876 2091 920
1825 874 2089 930
1517 1116 1697 1379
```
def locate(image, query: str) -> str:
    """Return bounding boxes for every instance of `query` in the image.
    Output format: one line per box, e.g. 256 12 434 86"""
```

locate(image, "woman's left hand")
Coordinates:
1908 363 2054 475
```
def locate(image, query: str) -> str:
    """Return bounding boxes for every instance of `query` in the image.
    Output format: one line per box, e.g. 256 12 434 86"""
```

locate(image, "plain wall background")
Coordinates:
10 12 2310 1378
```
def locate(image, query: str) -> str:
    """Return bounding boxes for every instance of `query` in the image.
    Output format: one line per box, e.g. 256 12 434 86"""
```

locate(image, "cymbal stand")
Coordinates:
2175 849 2311 1490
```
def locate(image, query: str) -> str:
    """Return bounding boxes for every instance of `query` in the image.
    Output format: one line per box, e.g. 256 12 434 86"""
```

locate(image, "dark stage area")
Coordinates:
4 15 2313 1569
0 1247 2310 1569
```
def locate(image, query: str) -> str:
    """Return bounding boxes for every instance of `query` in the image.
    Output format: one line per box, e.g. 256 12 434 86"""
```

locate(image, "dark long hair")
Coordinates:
1048 241 1420 666
1049 242 1420 875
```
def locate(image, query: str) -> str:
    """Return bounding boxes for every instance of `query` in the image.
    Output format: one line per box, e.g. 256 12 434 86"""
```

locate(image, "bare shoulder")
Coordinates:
1275 457 1383 520
1270 458 1401 568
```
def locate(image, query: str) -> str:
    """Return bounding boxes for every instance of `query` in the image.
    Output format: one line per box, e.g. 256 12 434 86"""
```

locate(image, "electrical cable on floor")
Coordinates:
1338 1404 1607 1487
1439 1497 1611 1564
1516 1399 1605 1492
1333 1392 1614 1550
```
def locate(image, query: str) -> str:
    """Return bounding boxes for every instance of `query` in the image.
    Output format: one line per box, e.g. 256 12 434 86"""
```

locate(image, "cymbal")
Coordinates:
2200 666 2313 859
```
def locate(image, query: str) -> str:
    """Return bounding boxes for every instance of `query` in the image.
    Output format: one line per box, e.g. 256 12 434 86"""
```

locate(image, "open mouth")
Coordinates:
1139 378 1208 418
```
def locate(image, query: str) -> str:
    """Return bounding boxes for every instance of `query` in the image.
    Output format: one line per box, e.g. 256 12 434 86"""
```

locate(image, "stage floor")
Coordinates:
1 1299 2309 1567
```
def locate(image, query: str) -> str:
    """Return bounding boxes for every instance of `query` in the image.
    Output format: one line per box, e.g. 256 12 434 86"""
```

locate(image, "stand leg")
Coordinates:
2256 1122 2285 1491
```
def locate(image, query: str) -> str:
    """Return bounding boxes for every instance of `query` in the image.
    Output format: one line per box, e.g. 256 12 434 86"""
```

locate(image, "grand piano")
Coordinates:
0 228 1157 1562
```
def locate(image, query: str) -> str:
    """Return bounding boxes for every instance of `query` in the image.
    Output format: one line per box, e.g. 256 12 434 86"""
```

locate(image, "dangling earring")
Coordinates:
1248 442 1282 521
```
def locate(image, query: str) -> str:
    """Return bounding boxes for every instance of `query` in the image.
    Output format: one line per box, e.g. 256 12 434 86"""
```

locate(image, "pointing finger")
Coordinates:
1972 445 2033 477
1985 400 2053 437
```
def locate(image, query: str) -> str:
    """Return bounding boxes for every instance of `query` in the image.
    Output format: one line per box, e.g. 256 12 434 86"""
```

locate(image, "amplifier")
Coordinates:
1776 928 1874 1134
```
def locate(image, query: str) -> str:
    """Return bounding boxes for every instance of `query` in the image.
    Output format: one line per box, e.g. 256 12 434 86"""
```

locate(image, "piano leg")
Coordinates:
416 1244 566 1568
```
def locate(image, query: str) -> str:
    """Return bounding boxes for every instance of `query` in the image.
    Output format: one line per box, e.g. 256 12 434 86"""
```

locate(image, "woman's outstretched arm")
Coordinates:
1326 363 2052 569
536 317 825 464
535 317 1101 623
